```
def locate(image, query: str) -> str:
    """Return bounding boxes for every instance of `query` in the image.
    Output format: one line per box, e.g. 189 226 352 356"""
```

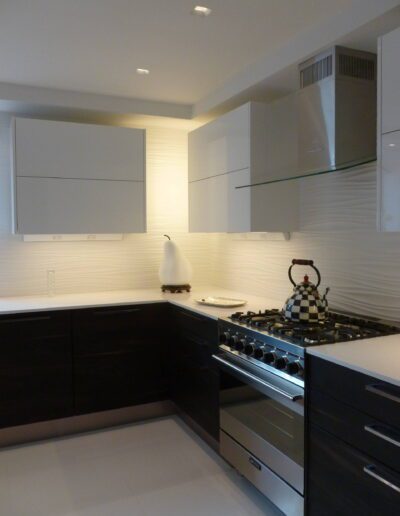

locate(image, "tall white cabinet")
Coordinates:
378 26 400 231
188 99 299 233
12 118 146 234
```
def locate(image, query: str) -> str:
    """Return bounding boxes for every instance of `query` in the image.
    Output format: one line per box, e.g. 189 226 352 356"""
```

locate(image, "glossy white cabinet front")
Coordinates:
380 27 400 135
189 169 251 233
188 99 299 233
188 104 251 182
379 132 400 231
378 26 400 231
12 118 146 234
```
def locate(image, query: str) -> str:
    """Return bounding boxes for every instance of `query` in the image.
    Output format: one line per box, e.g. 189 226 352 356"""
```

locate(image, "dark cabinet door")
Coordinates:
0 311 73 428
73 303 169 414
170 308 219 440
308 424 400 516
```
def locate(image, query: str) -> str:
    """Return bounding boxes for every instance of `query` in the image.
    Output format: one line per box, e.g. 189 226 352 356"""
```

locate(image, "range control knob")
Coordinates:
228 335 238 347
219 332 230 344
275 355 289 370
253 346 266 360
286 360 304 376
244 341 257 356
235 338 246 352
263 351 278 364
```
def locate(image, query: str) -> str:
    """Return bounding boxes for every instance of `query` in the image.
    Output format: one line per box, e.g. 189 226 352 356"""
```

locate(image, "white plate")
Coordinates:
196 296 247 308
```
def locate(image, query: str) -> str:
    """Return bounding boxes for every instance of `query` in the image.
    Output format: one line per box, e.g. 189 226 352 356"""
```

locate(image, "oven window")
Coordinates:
220 374 304 467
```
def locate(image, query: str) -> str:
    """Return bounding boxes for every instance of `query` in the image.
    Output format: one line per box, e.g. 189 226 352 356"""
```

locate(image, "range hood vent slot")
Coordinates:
338 54 375 81
300 54 332 88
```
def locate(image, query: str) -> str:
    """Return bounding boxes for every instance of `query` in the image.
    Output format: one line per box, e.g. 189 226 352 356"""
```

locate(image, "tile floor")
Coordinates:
0 416 282 516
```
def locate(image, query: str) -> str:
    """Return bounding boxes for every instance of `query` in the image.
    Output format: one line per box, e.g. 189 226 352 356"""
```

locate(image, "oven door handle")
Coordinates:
212 354 303 402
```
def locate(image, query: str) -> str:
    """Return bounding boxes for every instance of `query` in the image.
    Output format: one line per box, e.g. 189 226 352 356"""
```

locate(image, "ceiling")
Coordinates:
0 0 356 105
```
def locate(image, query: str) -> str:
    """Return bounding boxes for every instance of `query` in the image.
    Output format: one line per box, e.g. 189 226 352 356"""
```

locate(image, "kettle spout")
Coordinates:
323 287 330 303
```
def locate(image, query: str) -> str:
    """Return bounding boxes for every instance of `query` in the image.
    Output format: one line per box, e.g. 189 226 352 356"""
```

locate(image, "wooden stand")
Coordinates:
161 284 191 293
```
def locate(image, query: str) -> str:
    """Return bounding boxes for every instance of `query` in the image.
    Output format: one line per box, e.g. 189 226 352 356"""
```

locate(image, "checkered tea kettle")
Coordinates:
283 259 330 323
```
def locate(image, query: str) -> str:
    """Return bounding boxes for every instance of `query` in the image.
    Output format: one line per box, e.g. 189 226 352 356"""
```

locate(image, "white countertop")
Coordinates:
307 335 400 388
2 285 400 388
0 285 280 320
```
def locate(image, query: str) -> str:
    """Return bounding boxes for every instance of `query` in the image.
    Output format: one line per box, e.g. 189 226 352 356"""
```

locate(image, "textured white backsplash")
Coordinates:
212 163 400 321
1 111 400 321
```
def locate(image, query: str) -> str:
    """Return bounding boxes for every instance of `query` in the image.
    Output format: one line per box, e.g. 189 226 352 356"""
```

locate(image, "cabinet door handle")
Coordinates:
364 424 400 448
363 465 400 494
0 315 51 324
365 383 400 404
179 311 205 323
93 308 141 316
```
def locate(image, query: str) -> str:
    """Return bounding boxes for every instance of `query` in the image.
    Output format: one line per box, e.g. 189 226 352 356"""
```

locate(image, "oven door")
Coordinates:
213 352 304 495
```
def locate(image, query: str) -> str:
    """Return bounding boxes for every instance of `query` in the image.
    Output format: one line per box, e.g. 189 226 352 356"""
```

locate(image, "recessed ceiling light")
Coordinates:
136 68 150 75
192 5 212 16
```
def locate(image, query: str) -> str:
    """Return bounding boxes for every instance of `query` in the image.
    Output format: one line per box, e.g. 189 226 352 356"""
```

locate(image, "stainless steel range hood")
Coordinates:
297 46 377 174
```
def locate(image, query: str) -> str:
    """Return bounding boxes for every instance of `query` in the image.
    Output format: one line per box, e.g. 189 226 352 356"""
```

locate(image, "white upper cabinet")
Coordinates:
380 27 400 135
378 27 400 231
188 99 299 233
189 103 251 181
12 118 146 234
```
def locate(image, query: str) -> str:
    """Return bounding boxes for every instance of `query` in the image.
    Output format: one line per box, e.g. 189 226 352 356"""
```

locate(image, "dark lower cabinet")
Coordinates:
0 311 73 428
307 355 400 516
73 303 169 414
0 302 220 448
170 308 219 440
308 425 400 516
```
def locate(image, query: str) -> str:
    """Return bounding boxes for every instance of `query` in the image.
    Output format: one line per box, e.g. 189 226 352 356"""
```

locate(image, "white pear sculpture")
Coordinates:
159 235 192 293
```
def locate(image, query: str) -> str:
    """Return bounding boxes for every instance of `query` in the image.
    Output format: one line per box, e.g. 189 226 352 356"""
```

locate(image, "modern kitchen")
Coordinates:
1 1 400 515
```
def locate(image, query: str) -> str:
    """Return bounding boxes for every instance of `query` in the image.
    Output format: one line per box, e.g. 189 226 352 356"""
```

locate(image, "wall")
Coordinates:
212 162 400 322
0 112 214 296
1 111 400 321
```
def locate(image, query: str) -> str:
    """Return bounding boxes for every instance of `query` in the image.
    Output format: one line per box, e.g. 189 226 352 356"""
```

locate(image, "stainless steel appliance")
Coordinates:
213 310 399 516
298 46 377 174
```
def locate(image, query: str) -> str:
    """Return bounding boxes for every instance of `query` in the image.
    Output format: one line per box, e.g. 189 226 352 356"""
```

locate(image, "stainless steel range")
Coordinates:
212 309 399 516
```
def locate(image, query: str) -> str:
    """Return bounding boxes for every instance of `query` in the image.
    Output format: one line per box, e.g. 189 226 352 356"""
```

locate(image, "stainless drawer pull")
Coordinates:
364 424 400 448
93 308 141 316
363 465 400 494
212 354 303 401
365 384 400 404
0 315 51 324
248 456 262 471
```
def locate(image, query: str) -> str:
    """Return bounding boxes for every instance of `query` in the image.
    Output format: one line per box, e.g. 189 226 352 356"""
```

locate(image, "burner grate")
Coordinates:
228 309 399 346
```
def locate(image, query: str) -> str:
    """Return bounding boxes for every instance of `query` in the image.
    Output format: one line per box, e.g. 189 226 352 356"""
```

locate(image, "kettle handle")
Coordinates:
289 259 321 287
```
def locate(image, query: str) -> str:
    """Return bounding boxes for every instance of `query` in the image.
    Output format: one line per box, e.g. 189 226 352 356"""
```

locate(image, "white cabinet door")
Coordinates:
14 118 145 181
188 104 251 181
15 177 145 234
381 27 400 134
379 131 400 231
189 169 251 232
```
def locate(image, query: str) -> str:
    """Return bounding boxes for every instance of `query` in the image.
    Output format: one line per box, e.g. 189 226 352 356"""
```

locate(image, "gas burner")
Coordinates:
228 309 399 348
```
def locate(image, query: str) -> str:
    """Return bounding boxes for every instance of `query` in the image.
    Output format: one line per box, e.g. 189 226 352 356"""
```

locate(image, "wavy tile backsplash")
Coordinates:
1 111 400 321
212 163 400 321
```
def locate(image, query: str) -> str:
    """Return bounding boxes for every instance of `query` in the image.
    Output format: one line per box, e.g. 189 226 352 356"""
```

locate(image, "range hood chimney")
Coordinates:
297 46 377 174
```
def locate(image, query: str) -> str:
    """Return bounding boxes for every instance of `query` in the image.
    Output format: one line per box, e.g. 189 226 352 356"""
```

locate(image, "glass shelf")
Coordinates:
235 156 377 189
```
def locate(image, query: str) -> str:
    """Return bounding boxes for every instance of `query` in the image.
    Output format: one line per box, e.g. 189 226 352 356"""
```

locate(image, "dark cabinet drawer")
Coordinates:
309 356 400 430
175 308 218 346
0 311 73 428
308 424 400 516
170 307 219 440
73 303 168 356
73 303 169 414
309 388 400 474
173 356 219 439
0 310 70 339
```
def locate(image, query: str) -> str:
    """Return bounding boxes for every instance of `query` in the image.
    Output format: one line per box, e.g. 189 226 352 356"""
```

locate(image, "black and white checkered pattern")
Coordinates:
284 282 327 323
